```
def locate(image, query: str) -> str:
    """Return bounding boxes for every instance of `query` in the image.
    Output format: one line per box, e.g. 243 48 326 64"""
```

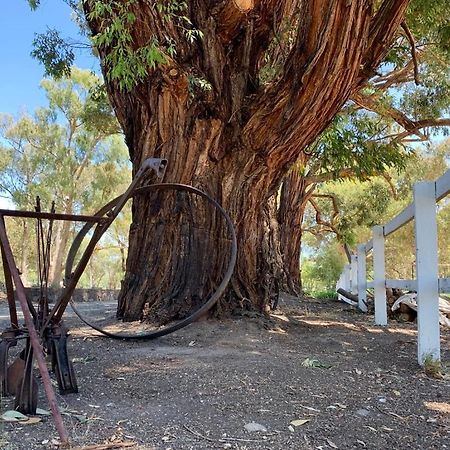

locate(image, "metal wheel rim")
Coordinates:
65 183 237 340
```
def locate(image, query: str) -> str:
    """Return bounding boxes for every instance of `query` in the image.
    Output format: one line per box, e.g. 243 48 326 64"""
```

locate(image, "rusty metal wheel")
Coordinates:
65 183 237 340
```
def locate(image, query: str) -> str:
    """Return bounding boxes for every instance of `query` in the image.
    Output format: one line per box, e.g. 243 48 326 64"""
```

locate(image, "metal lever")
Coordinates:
141 158 168 180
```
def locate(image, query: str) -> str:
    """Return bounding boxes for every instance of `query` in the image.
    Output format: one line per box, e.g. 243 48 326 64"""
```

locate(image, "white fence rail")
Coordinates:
337 169 450 365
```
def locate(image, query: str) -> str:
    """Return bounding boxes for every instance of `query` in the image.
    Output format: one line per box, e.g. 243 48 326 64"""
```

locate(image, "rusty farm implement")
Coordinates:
0 158 237 445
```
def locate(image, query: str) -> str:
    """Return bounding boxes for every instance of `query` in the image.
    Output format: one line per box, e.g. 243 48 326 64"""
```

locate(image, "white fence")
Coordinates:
337 169 450 365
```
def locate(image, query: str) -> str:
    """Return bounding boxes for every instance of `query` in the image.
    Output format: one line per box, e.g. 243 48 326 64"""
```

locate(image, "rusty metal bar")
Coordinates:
0 218 18 329
0 209 106 223
0 219 37 320
0 216 69 445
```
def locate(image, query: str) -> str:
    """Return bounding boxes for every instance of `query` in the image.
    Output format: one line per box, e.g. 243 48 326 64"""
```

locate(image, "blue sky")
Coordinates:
0 0 99 116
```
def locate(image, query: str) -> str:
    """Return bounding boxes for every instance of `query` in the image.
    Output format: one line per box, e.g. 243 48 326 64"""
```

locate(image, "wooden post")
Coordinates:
373 225 387 325
414 182 440 364
357 244 367 312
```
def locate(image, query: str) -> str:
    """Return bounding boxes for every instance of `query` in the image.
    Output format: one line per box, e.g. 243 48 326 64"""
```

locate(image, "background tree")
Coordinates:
301 138 450 293
301 242 347 296
0 68 130 288
30 0 450 322
279 111 412 293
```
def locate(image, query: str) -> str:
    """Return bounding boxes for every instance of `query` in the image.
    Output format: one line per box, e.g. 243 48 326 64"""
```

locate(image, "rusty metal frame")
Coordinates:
0 156 237 445
0 158 168 445
0 219 70 444
0 158 237 445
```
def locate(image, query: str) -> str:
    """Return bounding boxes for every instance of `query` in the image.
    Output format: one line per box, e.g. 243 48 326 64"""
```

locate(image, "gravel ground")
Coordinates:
0 296 449 450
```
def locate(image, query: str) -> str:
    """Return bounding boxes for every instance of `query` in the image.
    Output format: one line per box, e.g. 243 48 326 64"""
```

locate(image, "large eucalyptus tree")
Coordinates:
82 0 416 321
31 0 449 322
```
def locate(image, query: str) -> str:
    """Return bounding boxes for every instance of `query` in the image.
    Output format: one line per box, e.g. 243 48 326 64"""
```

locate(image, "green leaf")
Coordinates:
301 357 332 369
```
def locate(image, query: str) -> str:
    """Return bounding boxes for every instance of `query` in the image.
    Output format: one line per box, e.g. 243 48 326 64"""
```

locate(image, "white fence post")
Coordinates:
414 182 440 364
357 244 367 312
373 225 387 325
350 255 358 295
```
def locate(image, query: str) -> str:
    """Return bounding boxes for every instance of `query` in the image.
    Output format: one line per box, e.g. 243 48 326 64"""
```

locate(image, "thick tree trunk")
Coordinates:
84 0 410 323
279 169 313 295
115 122 285 321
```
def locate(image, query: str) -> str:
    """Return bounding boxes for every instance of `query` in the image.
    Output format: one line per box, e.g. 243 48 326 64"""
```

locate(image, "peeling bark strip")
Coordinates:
83 0 411 321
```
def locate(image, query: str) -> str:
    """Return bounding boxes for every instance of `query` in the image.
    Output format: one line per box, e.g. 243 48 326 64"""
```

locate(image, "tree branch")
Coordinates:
312 193 340 221
381 172 398 199
390 118 450 142
400 21 420 85
306 194 353 260
306 168 357 184
244 0 373 173
350 92 450 143
308 196 341 239
371 58 416 90
351 91 428 141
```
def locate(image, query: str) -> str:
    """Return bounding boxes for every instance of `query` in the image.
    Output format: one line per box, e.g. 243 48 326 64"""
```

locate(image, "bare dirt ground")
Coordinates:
1 296 449 450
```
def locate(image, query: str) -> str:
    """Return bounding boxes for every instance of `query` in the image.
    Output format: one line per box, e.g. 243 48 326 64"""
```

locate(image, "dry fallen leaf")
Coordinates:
334 403 347 409
290 419 310 427
301 357 332 369
21 417 42 425
326 438 338 449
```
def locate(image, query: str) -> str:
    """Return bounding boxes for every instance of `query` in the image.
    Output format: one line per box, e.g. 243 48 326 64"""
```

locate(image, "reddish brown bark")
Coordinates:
278 169 314 295
84 0 411 321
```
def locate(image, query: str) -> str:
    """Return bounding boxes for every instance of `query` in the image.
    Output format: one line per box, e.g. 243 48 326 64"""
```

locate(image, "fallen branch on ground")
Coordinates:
70 441 136 450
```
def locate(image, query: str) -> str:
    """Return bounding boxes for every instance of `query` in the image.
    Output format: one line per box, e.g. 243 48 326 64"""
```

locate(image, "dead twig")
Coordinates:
70 441 136 450
374 406 405 420
183 424 265 443
183 425 222 443
374 406 424 434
